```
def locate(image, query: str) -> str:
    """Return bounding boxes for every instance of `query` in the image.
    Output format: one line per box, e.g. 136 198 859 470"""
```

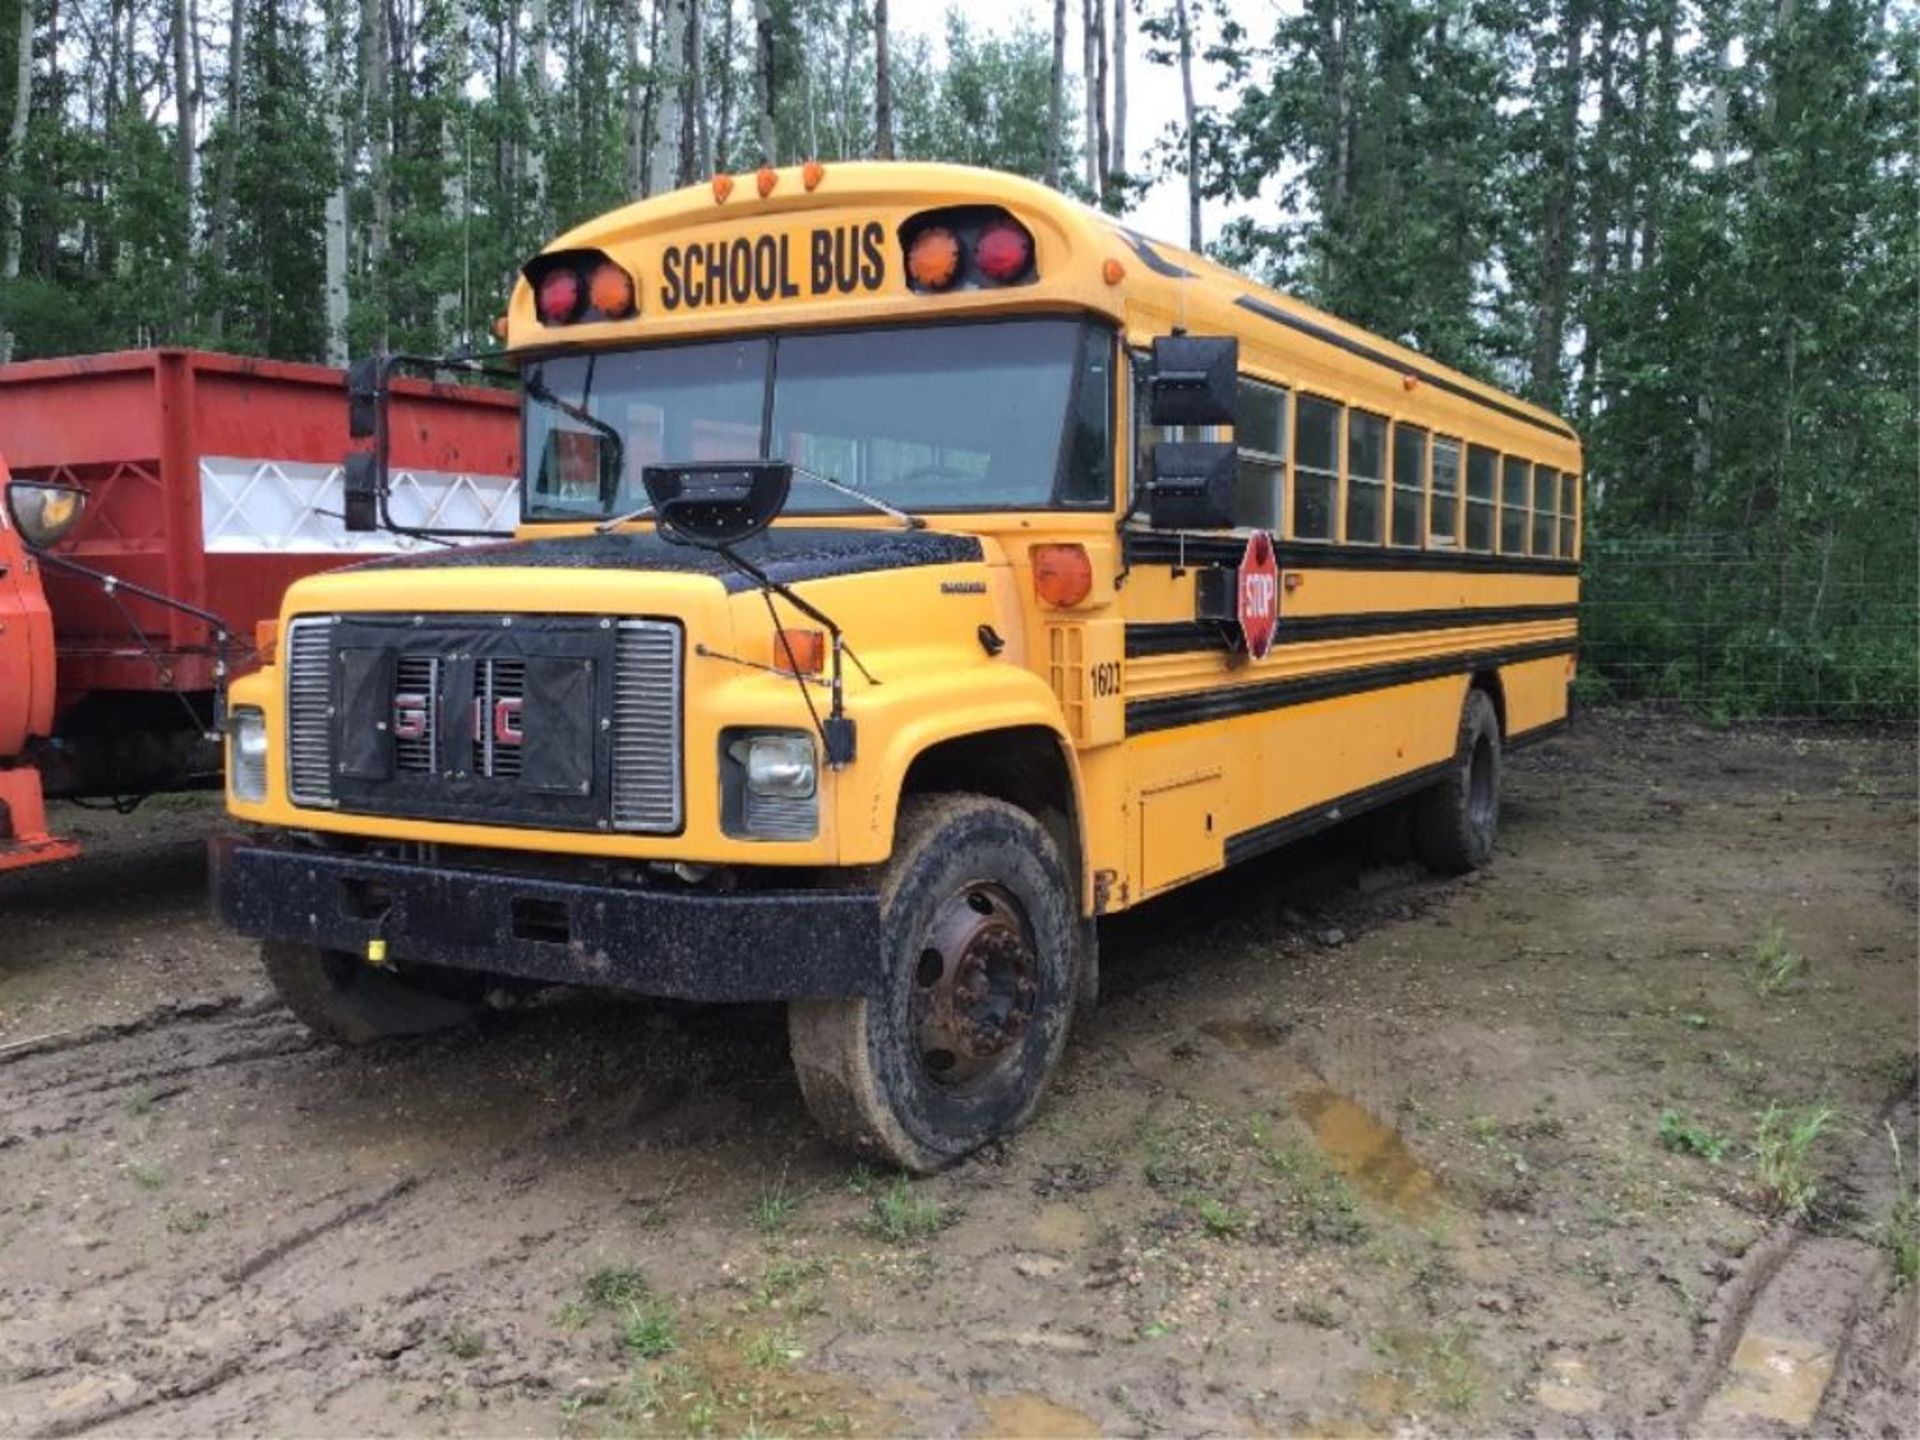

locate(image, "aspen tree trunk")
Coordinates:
873 0 892 159
1577 0 1618 411
1080 0 1097 192
171 0 195 245
714 0 733 169
322 0 350 362
623 0 642 192
1528 0 1585 403
682 0 705 180
649 0 683 193
754 0 773 165
1175 0 1198 249
526 0 549 224
365 0 392 348
439 0 470 348
207 0 244 341
836 0 855 158
0 0 31 363
1109 0 1125 201
1045 0 1063 186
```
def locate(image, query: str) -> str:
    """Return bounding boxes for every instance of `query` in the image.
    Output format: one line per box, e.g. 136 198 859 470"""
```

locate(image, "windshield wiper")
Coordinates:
597 462 925 533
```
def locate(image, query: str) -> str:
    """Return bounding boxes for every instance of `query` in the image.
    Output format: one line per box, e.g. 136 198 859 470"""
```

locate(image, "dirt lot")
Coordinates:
1 716 1915 1438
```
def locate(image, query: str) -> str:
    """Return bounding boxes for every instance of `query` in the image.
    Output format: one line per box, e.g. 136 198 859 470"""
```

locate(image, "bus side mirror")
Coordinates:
1146 442 1236 530
347 355 383 440
342 451 382 532
1147 335 1238 426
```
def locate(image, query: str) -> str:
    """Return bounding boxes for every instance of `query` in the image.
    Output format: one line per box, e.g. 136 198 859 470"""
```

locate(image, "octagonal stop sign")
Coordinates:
1238 530 1280 660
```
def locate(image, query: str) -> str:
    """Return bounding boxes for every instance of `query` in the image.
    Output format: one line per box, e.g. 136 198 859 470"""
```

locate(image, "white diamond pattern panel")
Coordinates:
200 456 519 553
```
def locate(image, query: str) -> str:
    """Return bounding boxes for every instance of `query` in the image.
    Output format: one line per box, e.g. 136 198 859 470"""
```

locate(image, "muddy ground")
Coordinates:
1 715 1915 1438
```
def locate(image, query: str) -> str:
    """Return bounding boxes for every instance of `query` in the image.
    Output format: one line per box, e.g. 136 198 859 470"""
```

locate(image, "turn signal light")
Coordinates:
774 627 826 675
1032 543 1093 608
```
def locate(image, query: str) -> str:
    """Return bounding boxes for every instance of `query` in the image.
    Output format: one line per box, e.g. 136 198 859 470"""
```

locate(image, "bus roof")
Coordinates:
505 161 1578 455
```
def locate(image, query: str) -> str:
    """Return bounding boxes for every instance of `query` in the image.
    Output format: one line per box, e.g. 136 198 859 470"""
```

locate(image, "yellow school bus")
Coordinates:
216 161 1580 1171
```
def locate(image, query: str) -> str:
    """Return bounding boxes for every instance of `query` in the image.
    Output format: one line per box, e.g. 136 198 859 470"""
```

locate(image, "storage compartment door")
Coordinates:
1138 771 1225 897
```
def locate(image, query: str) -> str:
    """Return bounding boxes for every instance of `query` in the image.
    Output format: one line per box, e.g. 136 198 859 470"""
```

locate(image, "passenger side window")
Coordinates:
1346 412 1386 544
1233 378 1289 531
1465 445 1497 553
1500 457 1530 554
1531 466 1557 556
1293 395 1340 541
1558 470 1579 557
1391 424 1427 548
1430 438 1461 546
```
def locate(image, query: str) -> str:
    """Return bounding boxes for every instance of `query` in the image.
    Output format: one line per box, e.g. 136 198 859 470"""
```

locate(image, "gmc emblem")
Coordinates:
474 695 525 746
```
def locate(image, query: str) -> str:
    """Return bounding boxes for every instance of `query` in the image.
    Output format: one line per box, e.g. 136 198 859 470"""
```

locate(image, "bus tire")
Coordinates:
1414 688 1503 875
261 940 480 1046
788 793 1077 1173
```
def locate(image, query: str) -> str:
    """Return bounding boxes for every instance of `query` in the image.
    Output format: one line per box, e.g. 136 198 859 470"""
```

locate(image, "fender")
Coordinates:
832 662 1085 875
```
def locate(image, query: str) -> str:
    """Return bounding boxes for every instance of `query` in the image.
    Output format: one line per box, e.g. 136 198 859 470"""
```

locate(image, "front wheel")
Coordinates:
261 941 481 1046
788 794 1079 1172
1414 687 1503 874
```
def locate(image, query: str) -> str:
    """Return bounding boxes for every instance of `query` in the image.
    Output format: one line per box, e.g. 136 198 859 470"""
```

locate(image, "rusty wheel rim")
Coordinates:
909 882 1040 1091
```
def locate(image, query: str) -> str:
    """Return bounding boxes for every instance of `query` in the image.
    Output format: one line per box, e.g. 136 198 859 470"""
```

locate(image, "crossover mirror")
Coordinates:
1146 442 1236 531
1147 335 1238 427
4 481 89 549
643 460 793 547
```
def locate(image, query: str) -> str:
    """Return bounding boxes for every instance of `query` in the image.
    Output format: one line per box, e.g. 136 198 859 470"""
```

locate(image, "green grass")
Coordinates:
750 1255 829 1314
1659 1109 1733 1161
751 1178 798 1236
1193 1195 1251 1239
864 1177 951 1242
124 1160 168 1191
739 1324 805 1371
583 1265 651 1308
620 1296 678 1357
1881 1123 1919 1289
1753 921 1808 996
1754 1101 1837 1218
445 1322 486 1360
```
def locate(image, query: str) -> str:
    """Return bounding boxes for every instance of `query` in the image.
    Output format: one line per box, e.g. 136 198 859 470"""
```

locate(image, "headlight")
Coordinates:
722 730 818 840
4 482 88 548
230 707 269 803
741 734 816 799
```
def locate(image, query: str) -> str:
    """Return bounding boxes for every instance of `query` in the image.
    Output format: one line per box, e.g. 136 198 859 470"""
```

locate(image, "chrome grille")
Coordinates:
393 655 438 773
284 617 337 807
611 620 683 832
472 658 526 780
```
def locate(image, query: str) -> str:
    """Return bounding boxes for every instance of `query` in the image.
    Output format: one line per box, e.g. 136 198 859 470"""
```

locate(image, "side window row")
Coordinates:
1222 379 1577 558
1135 369 1579 559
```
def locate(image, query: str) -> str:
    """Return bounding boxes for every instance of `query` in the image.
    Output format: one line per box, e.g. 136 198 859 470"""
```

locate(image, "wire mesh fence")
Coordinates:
1577 534 1918 721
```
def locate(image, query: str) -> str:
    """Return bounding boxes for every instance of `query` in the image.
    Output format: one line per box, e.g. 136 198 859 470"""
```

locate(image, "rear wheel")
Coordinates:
261 941 481 1046
788 794 1078 1172
1414 687 1503 874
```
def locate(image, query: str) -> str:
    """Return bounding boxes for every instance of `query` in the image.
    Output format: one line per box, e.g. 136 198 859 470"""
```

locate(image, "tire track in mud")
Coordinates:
1 993 745 1437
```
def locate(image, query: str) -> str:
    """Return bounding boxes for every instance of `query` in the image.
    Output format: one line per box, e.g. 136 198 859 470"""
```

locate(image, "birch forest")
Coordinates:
0 0 1912 715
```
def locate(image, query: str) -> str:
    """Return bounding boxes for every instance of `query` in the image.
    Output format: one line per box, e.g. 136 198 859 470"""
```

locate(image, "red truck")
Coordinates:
0 349 517 871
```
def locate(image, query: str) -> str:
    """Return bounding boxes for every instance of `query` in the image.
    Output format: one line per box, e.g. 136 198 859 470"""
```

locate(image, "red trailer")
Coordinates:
0 349 518 863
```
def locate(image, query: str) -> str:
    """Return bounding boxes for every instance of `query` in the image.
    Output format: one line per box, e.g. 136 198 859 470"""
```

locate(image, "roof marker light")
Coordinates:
803 160 825 191
757 166 778 197
712 173 735 203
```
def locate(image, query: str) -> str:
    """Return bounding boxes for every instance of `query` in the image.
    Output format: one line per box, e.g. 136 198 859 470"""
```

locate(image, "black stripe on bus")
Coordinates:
1125 603 1580 659
1120 530 1583 576
1223 761 1454 868
1232 294 1580 442
1219 712 1573 867
1124 639 1578 737
1117 227 1194 279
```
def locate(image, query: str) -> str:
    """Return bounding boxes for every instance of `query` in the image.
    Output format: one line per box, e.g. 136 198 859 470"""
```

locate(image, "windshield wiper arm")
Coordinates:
791 465 925 530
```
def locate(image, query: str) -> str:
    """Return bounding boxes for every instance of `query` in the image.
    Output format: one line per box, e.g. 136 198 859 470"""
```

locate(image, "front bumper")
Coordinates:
211 832 883 1001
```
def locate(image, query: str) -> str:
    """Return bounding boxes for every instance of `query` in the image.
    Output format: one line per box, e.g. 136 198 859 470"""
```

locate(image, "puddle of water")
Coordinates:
976 1391 1102 1438
1199 1019 1443 1217
1701 1332 1836 1428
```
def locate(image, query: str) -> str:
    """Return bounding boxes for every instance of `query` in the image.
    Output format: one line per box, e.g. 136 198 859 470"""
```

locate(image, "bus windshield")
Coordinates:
522 317 1114 522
